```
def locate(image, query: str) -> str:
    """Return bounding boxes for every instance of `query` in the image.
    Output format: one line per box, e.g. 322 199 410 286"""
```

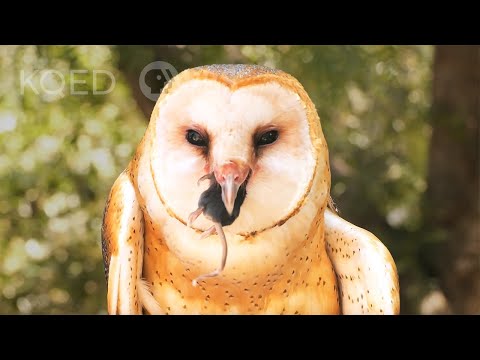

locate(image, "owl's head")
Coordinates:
147 64 330 237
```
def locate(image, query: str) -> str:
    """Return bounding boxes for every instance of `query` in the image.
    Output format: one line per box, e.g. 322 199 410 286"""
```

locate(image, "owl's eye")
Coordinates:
256 130 279 147
186 130 208 147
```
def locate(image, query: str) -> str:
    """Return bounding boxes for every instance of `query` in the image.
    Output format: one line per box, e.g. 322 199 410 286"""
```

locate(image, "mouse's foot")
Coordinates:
199 225 216 240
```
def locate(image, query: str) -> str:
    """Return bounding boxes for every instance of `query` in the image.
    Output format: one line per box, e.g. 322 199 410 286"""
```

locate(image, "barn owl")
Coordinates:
101 64 400 315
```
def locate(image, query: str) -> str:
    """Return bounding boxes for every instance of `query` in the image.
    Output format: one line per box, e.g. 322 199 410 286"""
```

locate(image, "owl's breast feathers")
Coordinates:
140 195 341 315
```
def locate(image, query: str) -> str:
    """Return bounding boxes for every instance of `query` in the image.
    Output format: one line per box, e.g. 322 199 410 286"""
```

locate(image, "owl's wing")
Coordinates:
101 170 163 315
324 209 400 314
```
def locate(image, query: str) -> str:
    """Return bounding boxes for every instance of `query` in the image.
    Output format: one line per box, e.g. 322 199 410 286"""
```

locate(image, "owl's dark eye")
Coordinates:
256 130 279 147
186 129 208 147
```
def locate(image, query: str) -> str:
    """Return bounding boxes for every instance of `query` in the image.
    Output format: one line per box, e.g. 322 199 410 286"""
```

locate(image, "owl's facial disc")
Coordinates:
151 79 316 233
214 160 251 215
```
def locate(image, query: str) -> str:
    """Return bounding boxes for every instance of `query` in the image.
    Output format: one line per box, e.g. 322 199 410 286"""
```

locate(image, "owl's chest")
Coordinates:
141 223 341 315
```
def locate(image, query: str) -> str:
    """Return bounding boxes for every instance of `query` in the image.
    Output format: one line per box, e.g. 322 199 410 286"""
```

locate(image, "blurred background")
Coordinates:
0 45 478 314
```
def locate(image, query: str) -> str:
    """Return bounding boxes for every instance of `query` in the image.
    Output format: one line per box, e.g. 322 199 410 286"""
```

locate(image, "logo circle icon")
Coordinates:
139 61 178 101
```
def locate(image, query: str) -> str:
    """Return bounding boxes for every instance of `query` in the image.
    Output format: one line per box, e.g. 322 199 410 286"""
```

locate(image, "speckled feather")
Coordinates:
324 210 400 314
101 64 400 315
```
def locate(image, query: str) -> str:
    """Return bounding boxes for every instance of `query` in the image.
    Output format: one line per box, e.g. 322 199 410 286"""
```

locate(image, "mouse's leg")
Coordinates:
187 207 204 227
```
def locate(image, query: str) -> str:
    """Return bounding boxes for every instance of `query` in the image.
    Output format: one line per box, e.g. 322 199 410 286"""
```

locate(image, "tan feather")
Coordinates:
102 171 145 314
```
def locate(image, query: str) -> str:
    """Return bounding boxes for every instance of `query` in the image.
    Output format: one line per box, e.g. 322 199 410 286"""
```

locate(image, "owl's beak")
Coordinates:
214 161 250 216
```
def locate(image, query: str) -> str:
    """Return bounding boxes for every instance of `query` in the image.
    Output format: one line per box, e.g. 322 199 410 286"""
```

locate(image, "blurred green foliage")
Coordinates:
0 46 146 313
0 45 434 314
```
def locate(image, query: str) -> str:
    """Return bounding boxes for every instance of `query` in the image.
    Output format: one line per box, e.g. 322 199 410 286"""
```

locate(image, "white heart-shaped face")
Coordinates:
149 79 316 234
